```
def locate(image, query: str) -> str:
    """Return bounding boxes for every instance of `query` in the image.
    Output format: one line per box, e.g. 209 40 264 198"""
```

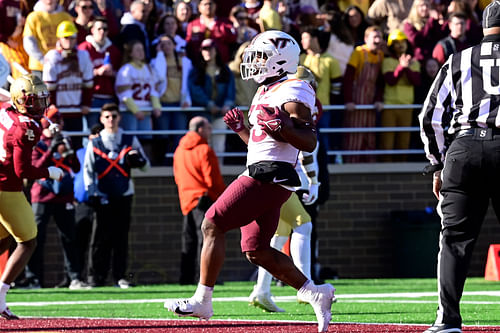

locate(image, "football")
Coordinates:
259 106 288 142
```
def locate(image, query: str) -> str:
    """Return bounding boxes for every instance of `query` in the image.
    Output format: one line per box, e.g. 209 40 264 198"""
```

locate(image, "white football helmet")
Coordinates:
240 30 300 83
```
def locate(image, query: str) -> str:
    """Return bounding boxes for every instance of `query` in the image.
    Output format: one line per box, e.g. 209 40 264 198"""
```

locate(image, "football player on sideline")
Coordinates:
164 31 336 332
0 75 63 319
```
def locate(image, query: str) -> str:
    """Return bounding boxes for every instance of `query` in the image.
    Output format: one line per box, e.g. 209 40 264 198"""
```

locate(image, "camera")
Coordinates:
51 133 74 158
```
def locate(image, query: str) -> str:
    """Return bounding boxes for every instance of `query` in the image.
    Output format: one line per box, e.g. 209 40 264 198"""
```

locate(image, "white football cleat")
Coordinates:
164 297 213 320
249 286 285 313
297 283 336 332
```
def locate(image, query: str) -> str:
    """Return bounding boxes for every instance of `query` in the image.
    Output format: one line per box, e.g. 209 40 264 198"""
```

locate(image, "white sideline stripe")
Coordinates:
8 290 500 307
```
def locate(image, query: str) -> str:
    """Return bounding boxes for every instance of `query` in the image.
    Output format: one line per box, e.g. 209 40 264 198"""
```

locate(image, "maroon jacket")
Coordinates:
404 18 448 63
185 16 237 63
78 37 121 99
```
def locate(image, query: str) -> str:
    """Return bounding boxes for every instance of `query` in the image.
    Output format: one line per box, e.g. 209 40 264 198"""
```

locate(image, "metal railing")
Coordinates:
58 104 425 159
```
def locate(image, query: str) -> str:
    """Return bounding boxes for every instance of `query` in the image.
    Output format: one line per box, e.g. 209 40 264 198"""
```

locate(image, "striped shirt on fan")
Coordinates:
419 34 500 167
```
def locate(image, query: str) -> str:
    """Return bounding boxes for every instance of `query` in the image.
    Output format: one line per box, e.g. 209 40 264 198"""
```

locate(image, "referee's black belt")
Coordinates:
454 127 500 140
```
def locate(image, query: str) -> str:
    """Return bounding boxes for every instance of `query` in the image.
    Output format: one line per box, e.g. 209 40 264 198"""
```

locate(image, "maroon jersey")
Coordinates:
0 104 49 191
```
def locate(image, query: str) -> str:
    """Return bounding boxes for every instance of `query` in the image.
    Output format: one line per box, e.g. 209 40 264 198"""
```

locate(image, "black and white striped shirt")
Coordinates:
419 34 500 167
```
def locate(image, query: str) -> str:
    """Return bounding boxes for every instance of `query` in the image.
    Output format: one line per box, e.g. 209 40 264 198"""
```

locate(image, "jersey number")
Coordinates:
131 83 151 101
249 104 270 142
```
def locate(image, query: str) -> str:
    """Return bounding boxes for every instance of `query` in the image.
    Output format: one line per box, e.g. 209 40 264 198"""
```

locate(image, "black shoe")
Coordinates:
87 275 106 287
13 277 41 289
55 277 70 288
423 324 462 333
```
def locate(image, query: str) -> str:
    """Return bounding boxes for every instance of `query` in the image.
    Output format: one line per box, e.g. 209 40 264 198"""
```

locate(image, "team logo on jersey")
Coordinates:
25 129 35 141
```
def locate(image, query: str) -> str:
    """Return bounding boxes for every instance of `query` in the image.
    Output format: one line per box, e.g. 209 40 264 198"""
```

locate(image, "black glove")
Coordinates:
49 133 65 152
126 150 146 168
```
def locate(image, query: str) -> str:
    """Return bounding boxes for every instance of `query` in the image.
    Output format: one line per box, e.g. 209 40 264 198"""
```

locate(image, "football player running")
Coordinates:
0 75 63 319
164 31 336 332
249 66 326 313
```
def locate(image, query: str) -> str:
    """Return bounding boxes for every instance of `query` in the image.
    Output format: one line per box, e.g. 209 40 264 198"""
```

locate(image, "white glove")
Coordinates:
48 166 63 181
302 183 320 205
48 123 60 134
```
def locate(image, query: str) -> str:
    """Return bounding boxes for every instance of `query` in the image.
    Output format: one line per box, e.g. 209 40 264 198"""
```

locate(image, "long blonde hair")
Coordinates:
405 0 429 31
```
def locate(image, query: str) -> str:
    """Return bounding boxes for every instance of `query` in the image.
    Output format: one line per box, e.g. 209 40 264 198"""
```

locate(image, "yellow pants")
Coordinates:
0 191 37 242
379 108 413 162
275 192 311 237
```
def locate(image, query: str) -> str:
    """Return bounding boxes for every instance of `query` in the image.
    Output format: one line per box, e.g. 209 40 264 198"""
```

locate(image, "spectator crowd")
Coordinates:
0 0 492 167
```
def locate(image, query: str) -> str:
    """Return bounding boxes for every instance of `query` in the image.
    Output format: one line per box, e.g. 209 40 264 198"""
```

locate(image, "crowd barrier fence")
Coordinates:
58 104 426 159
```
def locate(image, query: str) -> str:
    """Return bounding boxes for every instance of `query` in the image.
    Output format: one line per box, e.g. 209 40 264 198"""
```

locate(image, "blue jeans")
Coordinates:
153 102 188 145
317 111 332 152
120 111 153 139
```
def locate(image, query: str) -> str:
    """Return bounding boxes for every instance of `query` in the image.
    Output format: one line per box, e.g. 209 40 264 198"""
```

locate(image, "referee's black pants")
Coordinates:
437 131 500 327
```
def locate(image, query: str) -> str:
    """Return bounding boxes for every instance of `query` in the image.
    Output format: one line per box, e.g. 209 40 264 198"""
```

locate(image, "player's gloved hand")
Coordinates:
48 123 61 135
48 166 64 181
223 107 245 132
302 182 320 205
257 106 282 132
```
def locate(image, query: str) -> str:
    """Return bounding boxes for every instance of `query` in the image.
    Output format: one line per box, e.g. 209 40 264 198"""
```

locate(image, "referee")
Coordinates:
419 2 500 332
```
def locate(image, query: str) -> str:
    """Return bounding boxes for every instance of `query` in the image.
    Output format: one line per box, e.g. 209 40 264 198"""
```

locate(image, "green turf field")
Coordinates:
6 278 500 326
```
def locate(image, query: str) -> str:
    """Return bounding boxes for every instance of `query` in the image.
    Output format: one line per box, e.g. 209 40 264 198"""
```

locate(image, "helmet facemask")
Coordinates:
240 31 300 84
240 45 277 83
16 90 50 120
10 74 50 120
14 91 49 121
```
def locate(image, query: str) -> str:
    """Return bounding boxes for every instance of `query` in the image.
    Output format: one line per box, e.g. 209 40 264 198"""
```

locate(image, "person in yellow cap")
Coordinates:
379 29 421 162
42 20 94 149
23 0 74 76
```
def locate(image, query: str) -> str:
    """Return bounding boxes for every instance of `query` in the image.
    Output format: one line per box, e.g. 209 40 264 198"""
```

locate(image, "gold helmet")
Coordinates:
10 74 50 119
290 65 317 90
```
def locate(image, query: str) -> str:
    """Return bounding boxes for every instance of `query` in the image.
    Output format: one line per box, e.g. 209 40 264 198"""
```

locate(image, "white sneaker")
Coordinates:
69 279 92 290
117 279 133 289
298 294 337 304
249 286 285 312
164 297 213 320
297 283 336 332
423 324 462 332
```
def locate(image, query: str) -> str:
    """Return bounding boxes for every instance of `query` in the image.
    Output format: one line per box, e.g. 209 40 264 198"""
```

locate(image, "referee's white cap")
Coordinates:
483 0 500 28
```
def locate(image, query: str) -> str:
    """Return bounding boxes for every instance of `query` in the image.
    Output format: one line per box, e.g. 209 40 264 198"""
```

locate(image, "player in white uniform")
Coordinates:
249 66 324 312
164 31 336 332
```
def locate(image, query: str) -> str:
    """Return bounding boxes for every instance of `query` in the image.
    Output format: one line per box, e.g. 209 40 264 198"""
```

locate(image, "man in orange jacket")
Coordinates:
173 116 226 285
